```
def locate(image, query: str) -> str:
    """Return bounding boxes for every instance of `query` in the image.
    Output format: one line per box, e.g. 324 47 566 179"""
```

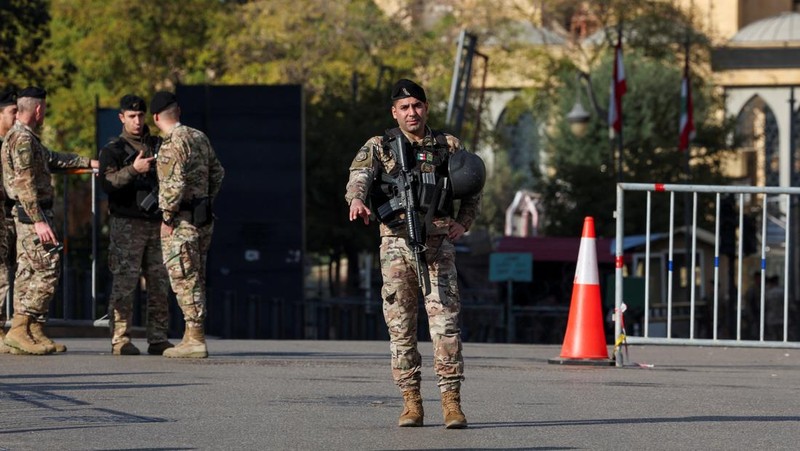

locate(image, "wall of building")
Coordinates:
738 0 794 28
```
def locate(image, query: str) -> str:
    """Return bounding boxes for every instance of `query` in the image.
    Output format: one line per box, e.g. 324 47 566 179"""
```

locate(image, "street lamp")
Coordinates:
567 71 607 134
566 71 622 182
566 96 590 137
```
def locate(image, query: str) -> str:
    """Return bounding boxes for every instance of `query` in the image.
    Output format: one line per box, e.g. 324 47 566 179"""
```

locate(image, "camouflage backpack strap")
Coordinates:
432 129 449 148
430 129 451 163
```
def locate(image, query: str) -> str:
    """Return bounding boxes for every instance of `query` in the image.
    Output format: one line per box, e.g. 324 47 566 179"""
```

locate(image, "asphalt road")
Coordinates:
1 338 799 450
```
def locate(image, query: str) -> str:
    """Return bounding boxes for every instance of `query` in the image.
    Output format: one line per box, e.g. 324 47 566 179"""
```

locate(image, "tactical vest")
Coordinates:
370 127 453 226
109 137 158 192
105 136 161 220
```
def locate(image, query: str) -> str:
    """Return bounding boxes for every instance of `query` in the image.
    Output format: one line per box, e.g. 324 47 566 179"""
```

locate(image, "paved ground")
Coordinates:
1 338 799 450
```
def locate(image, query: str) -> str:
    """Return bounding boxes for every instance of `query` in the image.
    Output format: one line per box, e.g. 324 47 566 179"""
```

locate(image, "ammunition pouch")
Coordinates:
418 172 451 217
180 197 213 227
376 197 403 223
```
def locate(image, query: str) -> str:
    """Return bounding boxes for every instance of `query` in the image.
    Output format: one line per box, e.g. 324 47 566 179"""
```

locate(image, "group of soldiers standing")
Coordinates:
0 87 224 359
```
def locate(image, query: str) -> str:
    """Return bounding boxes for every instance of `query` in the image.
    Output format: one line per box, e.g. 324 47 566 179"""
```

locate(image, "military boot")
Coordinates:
147 341 175 355
163 324 207 358
3 315 52 355
29 321 66 353
0 326 13 354
441 390 467 429
112 342 141 355
398 389 424 427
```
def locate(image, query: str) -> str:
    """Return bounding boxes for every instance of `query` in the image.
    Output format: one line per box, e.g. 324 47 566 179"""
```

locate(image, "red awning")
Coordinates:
495 236 615 264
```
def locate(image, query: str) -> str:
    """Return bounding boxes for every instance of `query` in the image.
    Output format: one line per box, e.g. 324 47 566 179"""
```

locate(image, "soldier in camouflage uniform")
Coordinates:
345 79 482 429
99 94 174 356
0 88 17 354
150 91 224 359
0 87 98 355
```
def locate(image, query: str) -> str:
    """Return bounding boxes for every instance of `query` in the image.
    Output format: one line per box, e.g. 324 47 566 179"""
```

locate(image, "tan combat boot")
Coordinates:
163 324 208 358
398 389 424 427
3 315 52 355
29 321 66 353
441 390 467 429
0 326 25 354
0 325 13 354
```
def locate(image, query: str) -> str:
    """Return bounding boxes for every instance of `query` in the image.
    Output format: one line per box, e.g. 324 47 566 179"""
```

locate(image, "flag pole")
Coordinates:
681 30 693 313
617 21 624 183
614 21 624 183
683 39 691 180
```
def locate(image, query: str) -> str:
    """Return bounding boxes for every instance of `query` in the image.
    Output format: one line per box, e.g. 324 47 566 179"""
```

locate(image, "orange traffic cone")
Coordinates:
548 217 614 366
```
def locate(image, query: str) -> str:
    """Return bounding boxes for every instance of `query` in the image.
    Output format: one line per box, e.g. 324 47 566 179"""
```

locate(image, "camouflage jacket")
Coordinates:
345 128 482 237
0 136 5 218
156 124 225 224
1 121 91 223
0 136 4 205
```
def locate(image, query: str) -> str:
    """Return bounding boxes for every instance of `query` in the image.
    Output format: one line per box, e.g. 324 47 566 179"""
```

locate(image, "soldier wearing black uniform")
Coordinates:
99 94 173 356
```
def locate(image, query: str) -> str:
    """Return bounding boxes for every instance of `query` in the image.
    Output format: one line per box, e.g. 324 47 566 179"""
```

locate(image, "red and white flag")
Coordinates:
679 54 695 152
608 35 626 139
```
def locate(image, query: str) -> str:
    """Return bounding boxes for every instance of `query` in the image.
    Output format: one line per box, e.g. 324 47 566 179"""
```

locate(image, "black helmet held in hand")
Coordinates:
448 150 485 199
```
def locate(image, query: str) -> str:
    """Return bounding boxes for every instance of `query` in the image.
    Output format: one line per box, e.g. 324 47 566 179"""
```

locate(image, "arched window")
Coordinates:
736 95 779 187
496 100 541 186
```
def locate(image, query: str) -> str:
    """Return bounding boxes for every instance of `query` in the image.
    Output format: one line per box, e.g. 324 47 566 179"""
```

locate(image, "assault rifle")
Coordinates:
390 135 432 296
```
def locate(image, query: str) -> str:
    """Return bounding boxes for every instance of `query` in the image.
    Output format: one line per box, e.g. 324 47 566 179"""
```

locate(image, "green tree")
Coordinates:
539 46 733 238
41 0 228 156
0 0 50 87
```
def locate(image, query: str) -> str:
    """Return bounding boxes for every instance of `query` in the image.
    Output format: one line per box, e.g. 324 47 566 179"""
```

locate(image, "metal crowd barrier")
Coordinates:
60 167 100 324
614 183 800 364
2 168 100 325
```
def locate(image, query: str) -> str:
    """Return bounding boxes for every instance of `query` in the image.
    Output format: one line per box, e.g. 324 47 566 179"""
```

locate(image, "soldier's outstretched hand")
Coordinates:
349 198 371 225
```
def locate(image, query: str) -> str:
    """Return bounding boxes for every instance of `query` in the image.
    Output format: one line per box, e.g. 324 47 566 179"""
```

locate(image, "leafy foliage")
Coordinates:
41 0 228 156
0 0 738 291
0 0 50 86
539 47 734 238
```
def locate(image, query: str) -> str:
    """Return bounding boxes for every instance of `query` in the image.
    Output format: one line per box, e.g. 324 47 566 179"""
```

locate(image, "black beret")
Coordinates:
120 94 146 112
150 91 177 114
0 88 16 107
18 86 46 99
391 79 426 103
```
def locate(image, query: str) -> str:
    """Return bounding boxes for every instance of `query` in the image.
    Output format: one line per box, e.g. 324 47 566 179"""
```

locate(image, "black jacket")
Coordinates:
99 129 161 220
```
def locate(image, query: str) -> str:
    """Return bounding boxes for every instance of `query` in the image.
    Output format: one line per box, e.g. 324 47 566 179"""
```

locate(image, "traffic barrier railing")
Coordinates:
614 183 800 365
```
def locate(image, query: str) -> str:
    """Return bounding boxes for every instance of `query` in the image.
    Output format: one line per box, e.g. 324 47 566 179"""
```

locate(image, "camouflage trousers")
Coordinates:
13 213 60 320
161 215 213 327
108 216 171 345
380 234 464 393
0 217 12 327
